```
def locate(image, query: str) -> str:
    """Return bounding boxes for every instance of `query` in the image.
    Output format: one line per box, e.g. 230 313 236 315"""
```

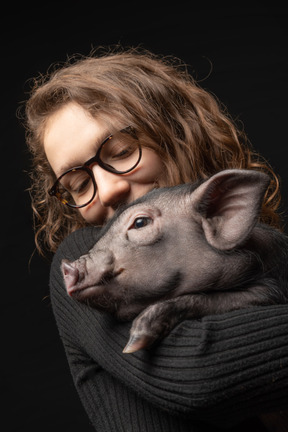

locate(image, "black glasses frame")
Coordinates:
48 126 142 208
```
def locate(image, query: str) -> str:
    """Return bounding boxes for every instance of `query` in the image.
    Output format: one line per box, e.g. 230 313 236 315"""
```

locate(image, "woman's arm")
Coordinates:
50 226 288 428
51 227 197 431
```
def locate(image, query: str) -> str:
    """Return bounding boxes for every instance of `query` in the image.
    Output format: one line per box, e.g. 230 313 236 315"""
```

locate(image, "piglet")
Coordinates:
61 169 288 353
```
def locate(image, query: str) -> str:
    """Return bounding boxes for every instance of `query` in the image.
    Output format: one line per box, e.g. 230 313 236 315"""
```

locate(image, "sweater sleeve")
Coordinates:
50 226 288 429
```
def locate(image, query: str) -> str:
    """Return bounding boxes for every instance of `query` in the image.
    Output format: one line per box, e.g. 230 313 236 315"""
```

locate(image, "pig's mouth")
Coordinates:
61 259 124 297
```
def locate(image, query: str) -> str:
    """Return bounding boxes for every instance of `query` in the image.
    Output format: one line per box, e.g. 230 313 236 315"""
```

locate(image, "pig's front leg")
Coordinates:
123 285 274 353
123 298 188 353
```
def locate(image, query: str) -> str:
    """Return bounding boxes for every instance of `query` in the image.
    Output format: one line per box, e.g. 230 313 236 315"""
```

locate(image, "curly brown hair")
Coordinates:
24 47 282 255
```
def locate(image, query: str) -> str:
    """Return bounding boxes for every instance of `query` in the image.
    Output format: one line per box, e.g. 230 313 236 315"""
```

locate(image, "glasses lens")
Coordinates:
51 126 141 208
99 127 141 173
56 168 95 208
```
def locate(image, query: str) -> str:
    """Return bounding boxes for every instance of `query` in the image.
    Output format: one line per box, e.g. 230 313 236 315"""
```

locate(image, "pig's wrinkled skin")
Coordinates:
61 169 288 353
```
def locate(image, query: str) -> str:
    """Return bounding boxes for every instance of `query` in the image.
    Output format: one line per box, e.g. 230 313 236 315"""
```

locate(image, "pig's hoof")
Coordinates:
122 333 154 353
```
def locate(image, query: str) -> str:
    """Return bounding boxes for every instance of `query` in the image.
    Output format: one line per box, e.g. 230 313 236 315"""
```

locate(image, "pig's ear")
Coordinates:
191 169 270 250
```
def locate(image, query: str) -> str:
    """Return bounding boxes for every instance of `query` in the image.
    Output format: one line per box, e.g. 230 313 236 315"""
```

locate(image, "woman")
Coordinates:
25 48 288 431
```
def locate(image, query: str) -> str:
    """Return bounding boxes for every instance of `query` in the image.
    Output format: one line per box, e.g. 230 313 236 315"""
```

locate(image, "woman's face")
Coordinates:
44 103 165 225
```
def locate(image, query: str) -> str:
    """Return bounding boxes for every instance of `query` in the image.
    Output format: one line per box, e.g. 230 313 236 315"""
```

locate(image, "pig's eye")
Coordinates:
130 216 152 230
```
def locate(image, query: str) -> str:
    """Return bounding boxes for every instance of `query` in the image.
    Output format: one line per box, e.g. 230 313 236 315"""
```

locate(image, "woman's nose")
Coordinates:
92 165 131 207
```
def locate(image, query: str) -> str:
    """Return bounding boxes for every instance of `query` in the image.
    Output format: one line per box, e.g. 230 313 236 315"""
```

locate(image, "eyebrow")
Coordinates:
56 128 111 177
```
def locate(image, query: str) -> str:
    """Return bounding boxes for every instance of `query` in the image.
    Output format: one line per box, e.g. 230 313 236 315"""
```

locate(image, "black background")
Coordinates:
2 5 288 431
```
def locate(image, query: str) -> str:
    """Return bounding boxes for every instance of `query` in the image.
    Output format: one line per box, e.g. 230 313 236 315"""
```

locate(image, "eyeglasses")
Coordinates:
49 126 142 208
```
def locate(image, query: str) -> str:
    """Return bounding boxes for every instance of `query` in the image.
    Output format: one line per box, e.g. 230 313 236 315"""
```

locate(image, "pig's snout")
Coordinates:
61 250 121 298
62 259 81 292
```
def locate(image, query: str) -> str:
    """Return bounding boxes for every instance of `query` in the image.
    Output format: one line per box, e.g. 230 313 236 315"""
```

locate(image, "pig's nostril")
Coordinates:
61 260 80 292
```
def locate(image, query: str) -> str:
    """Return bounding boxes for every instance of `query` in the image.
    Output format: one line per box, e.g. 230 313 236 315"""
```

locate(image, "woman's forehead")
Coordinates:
43 103 110 177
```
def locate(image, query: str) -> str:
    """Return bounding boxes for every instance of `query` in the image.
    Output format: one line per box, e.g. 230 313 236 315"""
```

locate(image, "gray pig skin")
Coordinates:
61 169 288 353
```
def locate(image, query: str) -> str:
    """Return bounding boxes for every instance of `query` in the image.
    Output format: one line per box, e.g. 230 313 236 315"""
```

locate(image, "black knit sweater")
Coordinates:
50 226 288 431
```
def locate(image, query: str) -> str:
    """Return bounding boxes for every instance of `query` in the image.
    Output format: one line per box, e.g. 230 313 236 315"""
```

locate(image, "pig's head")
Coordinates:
61 169 270 320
